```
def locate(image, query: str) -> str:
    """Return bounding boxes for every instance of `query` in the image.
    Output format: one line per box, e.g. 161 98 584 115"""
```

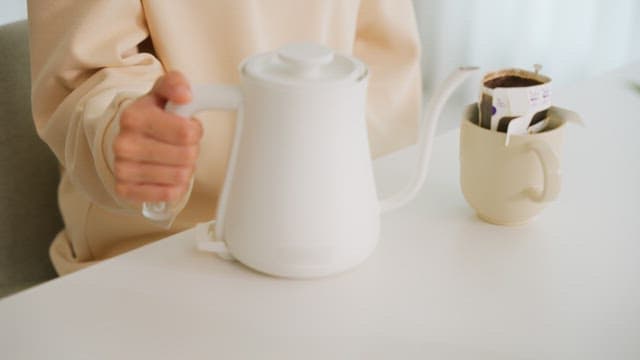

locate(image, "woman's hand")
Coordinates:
113 71 203 203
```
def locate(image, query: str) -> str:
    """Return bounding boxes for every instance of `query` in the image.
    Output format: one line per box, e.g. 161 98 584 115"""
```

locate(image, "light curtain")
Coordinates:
413 0 640 100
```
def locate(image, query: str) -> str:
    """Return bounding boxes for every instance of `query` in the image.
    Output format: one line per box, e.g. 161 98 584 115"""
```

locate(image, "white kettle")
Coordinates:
143 43 477 278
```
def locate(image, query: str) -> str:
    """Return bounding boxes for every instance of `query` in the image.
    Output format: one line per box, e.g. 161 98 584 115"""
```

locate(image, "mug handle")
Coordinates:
525 140 561 202
141 84 242 228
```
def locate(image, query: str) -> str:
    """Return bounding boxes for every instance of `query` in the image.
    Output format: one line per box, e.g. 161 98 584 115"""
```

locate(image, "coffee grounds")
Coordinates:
484 76 542 88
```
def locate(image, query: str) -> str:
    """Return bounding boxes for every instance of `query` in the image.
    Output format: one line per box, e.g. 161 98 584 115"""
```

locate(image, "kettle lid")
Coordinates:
242 43 367 85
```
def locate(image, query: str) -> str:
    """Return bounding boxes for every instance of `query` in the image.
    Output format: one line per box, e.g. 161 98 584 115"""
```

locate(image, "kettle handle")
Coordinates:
142 84 243 235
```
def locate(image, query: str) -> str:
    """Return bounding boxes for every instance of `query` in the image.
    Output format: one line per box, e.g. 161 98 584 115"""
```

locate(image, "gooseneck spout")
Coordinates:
380 66 479 213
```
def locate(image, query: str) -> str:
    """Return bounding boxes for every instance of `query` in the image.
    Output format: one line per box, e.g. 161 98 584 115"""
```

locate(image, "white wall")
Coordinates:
0 0 27 25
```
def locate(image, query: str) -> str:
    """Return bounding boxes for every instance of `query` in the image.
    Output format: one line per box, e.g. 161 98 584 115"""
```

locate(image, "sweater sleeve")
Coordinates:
354 0 423 158
27 0 189 215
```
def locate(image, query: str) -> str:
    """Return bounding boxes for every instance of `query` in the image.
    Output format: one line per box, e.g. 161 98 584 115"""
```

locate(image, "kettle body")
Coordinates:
226 62 379 277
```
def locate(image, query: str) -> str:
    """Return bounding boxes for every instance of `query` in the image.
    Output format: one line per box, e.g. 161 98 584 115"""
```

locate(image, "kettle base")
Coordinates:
228 239 379 279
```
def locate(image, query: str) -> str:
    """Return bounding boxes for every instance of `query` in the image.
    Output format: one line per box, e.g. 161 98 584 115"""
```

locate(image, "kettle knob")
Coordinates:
277 43 334 76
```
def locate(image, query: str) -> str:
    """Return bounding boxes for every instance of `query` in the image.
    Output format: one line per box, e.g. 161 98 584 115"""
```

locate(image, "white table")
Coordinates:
2 63 639 360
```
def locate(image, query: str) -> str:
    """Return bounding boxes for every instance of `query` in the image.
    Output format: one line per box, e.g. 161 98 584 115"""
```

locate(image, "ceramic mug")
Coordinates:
460 103 569 225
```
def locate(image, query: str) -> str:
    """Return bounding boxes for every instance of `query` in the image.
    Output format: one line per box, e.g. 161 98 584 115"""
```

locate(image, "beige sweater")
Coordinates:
28 0 422 275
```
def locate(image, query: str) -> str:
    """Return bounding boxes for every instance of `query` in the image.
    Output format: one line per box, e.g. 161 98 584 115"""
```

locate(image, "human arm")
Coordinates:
28 0 199 212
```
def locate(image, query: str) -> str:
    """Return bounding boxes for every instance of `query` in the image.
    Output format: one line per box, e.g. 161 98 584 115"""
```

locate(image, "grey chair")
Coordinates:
0 20 62 298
